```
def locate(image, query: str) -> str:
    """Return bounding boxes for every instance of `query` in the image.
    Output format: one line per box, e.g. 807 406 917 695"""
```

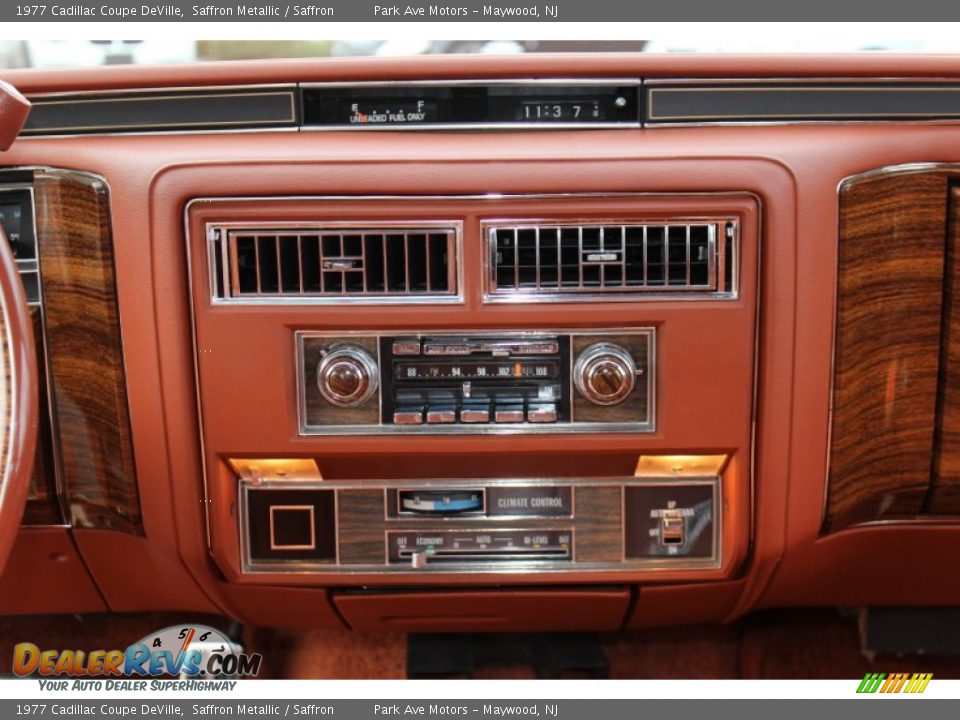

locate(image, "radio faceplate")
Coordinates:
297 328 654 434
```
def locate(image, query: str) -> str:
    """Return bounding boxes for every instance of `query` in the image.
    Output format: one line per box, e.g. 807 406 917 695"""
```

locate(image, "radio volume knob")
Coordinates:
316 346 379 407
574 343 637 406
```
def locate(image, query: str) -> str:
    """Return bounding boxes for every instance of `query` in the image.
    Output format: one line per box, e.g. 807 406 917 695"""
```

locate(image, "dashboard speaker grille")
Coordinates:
484 219 737 300
208 223 460 303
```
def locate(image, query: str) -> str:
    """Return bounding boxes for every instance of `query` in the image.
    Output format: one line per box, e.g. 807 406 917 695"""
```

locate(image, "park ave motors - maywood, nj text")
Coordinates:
374 706 558 716
373 5 556 16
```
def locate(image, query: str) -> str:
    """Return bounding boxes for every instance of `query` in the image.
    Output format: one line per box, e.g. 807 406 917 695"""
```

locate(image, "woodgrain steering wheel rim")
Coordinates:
0 225 38 577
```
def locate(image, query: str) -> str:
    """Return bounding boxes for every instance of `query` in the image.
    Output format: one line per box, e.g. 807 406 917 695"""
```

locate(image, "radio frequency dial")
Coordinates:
316 346 379 407
573 343 637 406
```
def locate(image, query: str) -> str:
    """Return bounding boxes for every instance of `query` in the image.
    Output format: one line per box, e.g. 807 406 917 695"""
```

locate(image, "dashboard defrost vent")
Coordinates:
484 219 737 301
208 223 461 304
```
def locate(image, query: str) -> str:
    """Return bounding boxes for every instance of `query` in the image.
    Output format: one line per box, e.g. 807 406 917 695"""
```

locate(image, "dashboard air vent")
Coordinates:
209 223 461 304
484 219 737 300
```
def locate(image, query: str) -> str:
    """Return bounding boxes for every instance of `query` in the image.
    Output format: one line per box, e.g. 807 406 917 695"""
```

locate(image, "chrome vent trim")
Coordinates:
483 218 738 302
208 221 462 305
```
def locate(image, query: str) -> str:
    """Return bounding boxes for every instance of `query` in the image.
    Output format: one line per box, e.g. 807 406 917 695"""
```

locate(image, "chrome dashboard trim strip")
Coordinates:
21 86 299 136
24 82 298 99
300 122 638 132
646 79 960 123
299 79 639 87
644 77 960 86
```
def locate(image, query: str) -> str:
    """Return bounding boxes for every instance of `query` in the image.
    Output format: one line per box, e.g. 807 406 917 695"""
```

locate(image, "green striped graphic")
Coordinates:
857 672 886 693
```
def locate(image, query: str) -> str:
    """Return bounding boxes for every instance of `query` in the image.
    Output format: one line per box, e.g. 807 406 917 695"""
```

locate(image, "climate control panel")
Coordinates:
239 476 721 574
297 328 654 434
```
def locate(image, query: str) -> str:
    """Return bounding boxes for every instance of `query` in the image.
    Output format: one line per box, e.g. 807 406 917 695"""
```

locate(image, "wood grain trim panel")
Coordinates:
22 306 62 526
927 184 960 514
337 489 387 566
32 169 141 534
573 486 623 563
827 170 950 530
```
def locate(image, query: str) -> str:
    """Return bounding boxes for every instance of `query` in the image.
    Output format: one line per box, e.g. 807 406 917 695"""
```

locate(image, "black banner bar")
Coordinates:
4 1 960 22
0 699 958 719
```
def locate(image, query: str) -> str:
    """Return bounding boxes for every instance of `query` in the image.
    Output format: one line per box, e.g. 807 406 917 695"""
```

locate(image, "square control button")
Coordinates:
246 488 336 563
269 505 316 550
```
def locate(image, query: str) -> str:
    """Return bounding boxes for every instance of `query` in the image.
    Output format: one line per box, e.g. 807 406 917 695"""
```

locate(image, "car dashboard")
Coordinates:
0 53 958 637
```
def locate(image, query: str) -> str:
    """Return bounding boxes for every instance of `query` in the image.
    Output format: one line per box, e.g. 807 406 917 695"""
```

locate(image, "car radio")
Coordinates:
383 334 570 426
297 328 654 434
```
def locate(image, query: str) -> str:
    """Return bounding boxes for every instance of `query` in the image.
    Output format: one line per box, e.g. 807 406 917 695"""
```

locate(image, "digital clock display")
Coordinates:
303 85 638 128
519 100 603 122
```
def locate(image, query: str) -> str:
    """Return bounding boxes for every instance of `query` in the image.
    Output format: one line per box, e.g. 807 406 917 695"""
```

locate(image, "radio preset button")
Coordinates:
494 405 525 423
392 340 421 356
426 407 457 424
479 340 560 356
527 403 558 423
460 406 490 423
423 342 472 355
393 408 425 425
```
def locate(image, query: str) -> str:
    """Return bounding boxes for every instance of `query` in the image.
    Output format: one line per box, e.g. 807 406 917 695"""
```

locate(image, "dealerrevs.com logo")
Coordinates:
12 624 262 687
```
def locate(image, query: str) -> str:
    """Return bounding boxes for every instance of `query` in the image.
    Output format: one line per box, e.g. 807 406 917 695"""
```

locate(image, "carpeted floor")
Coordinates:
251 609 960 680
738 609 960 679
2 609 959 679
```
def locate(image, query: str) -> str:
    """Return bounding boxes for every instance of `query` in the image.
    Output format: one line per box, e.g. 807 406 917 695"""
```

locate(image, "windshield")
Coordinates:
0 35 956 70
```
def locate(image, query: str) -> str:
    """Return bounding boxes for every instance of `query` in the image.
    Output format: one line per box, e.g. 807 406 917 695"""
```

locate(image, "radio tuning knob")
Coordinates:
316 346 379 407
573 343 638 406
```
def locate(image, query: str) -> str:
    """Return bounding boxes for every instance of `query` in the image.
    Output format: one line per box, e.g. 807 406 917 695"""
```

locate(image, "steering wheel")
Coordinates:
0 223 38 576
0 78 37 576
